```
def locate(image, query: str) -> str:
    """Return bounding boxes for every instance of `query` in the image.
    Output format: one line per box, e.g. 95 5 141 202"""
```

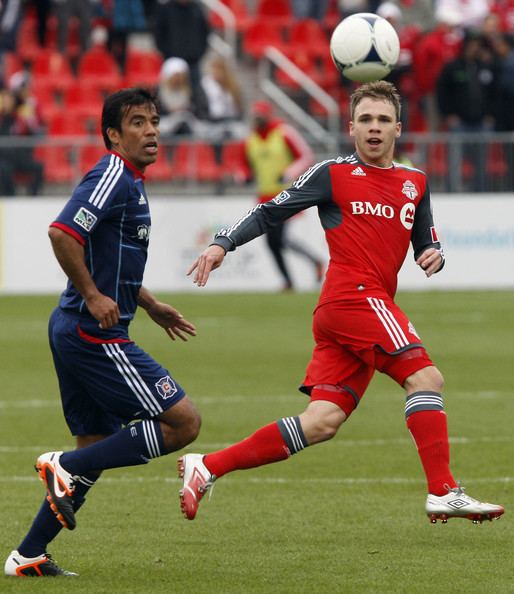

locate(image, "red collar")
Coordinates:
109 151 145 180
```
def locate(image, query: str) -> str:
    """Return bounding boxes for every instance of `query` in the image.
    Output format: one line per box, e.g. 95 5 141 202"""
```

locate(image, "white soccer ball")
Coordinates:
330 13 400 83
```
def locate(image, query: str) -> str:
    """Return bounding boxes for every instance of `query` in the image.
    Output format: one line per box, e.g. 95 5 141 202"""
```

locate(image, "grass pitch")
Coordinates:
0 291 513 594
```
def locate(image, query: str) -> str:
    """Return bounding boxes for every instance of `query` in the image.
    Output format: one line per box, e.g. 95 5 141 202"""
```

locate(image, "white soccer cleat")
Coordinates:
178 453 215 520
426 485 505 524
4 550 78 577
35 451 77 530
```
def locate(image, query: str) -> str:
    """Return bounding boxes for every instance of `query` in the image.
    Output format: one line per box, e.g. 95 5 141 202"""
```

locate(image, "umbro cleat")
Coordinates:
426 485 505 524
178 453 215 520
35 451 77 530
4 550 78 577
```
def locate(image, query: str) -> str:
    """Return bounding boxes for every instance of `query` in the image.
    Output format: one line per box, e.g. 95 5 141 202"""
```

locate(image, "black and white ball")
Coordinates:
330 13 400 83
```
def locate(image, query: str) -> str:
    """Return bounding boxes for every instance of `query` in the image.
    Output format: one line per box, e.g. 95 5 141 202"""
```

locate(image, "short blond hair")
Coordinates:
350 81 401 122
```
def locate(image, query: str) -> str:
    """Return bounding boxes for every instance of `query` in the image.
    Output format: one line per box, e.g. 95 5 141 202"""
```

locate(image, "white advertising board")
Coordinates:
0 194 513 294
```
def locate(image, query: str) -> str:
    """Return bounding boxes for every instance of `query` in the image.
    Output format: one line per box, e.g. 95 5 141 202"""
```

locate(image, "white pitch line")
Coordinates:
0 475 512 486
0 434 512 454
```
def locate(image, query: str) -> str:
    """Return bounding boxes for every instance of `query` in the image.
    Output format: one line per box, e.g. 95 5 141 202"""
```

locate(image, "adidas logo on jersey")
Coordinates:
138 194 147 205
351 166 366 176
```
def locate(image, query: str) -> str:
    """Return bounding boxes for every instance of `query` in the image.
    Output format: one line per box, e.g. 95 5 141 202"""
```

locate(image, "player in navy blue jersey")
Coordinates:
5 88 201 578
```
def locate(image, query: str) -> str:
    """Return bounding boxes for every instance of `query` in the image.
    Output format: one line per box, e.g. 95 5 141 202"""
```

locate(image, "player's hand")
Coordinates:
187 245 226 287
417 248 443 278
146 303 197 341
86 293 120 328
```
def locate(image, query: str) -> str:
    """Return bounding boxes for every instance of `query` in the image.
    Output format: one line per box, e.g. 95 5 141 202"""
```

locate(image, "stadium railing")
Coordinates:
0 133 513 196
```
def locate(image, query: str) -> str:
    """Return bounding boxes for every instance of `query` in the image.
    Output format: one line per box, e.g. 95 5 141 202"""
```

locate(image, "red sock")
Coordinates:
407 410 457 496
204 422 290 479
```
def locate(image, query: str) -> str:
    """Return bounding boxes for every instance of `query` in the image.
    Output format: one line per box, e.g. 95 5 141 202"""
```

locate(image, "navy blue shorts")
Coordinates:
48 308 186 436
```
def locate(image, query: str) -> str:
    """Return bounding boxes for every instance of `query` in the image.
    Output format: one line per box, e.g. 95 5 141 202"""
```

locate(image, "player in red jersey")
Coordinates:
179 81 504 524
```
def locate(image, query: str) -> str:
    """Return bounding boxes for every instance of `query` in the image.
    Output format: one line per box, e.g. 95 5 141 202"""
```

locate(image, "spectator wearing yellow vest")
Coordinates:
245 101 324 291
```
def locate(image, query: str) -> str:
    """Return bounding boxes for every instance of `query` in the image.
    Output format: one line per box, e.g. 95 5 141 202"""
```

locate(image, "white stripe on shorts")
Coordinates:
102 343 163 417
367 297 409 351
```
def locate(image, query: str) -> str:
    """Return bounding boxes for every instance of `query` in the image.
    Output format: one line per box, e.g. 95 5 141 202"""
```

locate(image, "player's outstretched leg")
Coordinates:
178 416 311 519
35 452 77 530
426 485 505 524
178 454 216 520
4 550 78 577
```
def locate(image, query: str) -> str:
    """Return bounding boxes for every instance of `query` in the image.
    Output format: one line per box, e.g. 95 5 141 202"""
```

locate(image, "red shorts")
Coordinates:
301 295 433 414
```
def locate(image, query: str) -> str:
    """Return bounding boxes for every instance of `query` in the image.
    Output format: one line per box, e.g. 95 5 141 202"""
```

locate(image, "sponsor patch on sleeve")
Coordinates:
430 226 439 243
73 207 98 232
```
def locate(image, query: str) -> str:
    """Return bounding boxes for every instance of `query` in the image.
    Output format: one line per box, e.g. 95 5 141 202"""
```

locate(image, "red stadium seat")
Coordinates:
209 0 251 32
288 19 330 59
15 15 41 62
3 52 23 82
34 145 75 183
124 49 163 88
48 112 89 137
63 81 104 122
144 148 173 182
242 20 288 59
220 141 251 182
274 51 320 90
31 82 61 121
78 143 105 175
170 142 221 181
77 48 123 92
31 50 75 92
255 0 292 27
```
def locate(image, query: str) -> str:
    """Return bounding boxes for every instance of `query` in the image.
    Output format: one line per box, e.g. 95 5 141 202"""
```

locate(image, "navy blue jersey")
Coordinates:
51 152 151 323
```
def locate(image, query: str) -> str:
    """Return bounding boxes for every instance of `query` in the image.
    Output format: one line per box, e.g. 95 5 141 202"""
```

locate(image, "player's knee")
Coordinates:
300 403 346 444
160 408 202 452
404 365 444 394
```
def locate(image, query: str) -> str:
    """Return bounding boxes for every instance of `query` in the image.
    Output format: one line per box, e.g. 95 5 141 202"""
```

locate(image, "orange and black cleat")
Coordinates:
35 451 77 530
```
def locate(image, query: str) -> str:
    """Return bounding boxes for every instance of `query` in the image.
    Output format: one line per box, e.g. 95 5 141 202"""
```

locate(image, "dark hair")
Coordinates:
350 80 401 122
101 87 159 149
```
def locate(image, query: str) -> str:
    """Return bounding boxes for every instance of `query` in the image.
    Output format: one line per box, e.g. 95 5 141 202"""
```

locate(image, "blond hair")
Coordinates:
350 81 401 122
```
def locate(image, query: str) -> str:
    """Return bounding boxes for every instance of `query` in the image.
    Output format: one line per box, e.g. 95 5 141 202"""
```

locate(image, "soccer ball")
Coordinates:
330 13 400 83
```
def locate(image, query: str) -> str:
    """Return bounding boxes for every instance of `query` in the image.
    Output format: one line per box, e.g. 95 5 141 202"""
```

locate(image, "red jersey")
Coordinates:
213 153 443 301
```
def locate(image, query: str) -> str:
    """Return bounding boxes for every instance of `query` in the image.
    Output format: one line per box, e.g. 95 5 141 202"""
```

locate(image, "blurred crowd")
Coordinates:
0 0 513 195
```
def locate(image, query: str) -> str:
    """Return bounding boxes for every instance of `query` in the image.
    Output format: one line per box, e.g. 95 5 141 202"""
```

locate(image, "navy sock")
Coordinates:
60 420 165 476
18 471 100 558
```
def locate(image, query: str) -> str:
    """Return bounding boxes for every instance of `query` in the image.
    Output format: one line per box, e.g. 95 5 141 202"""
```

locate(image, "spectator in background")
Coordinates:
492 33 514 189
436 31 496 191
377 1 422 132
153 0 210 108
0 73 44 196
291 0 329 20
0 0 22 62
52 0 95 56
434 0 490 30
412 6 463 131
106 0 147 71
244 101 324 291
157 57 200 138
198 54 247 174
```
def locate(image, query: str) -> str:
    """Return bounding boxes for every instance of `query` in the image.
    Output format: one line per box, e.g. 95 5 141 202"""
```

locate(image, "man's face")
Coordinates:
349 97 401 167
108 103 160 171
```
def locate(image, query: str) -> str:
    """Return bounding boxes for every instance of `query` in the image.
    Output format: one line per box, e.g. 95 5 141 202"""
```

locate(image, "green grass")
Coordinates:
0 291 513 594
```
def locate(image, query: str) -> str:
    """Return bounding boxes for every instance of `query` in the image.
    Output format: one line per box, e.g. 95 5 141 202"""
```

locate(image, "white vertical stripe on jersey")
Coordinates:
141 420 160 458
367 297 409 350
89 154 117 207
103 344 162 416
97 162 124 209
89 155 123 209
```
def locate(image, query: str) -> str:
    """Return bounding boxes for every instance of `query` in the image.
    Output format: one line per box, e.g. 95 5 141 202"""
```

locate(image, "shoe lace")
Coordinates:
445 481 465 495
43 553 58 567
199 476 216 501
